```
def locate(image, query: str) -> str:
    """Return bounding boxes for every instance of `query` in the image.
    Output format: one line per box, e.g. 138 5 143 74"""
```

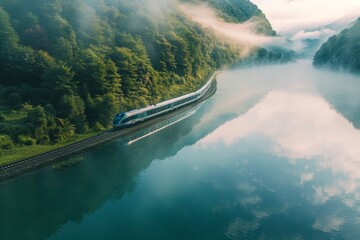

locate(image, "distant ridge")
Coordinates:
313 17 360 74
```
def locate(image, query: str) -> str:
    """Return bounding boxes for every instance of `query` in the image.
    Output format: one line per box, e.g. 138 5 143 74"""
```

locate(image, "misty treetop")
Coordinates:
0 0 274 155
313 17 360 74
180 0 276 36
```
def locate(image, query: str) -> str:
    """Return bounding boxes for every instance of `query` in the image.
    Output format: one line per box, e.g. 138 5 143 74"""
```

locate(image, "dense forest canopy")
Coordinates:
313 17 360 73
0 0 276 156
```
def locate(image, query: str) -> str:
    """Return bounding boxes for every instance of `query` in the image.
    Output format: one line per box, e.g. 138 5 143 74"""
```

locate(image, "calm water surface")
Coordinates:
1 60 360 240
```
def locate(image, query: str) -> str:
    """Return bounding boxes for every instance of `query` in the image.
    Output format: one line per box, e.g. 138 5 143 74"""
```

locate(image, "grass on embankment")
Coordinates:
0 131 101 166
0 104 107 166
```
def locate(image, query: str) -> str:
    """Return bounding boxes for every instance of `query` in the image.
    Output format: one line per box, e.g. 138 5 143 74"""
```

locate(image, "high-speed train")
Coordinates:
113 72 216 128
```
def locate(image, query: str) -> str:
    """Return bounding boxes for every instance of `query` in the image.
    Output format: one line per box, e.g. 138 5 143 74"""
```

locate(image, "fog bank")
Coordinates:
179 3 288 51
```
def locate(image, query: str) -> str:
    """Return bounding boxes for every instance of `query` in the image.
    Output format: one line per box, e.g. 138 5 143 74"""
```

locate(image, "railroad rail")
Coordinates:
0 76 217 181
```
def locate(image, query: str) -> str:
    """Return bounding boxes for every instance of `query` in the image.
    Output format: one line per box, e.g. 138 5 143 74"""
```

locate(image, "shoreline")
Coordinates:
0 74 217 182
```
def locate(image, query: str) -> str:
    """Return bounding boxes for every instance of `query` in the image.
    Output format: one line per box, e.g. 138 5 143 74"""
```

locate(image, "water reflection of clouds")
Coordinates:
313 214 345 233
198 88 360 234
199 90 360 222
199 90 360 181
212 186 270 239
300 172 314 185
226 218 260 240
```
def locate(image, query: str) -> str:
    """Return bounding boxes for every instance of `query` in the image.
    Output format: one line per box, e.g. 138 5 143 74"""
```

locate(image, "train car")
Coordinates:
113 72 216 129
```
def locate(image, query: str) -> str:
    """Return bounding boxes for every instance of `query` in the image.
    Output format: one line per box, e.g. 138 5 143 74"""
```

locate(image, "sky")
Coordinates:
251 0 360 34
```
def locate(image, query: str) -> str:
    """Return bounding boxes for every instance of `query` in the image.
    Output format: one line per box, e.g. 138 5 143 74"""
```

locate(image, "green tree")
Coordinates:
47 117 75 143
74 49 108 97
97 93 119 128
0 7 19 49
0 135 14 150
103 59 122 96
168 33 192 77
7 92 22 109
41 61 75 103
116 32 149 59
25 105 48 142
110 47 157 106
58 95 88 133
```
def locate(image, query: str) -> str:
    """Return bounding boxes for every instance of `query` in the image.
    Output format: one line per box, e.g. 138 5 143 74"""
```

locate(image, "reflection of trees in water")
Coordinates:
323 92 360 129
0 149 140 240
0 69 284 240
315 72 360 129
0 100 233 240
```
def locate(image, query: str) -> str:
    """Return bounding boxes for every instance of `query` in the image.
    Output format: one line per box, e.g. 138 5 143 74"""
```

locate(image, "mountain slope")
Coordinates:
207 0 276 36
313 17 360 73
0 0 276 161
293 9 360 58
181 0 276 36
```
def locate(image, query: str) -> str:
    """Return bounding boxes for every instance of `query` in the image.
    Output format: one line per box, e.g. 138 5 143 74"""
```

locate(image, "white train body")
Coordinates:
113 72 215 128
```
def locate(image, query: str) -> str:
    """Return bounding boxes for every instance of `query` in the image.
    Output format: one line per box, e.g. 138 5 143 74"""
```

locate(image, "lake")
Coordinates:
1 60 360 240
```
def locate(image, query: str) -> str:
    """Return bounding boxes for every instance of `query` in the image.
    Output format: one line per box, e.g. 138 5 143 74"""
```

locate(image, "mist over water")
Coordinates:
2 61 360 239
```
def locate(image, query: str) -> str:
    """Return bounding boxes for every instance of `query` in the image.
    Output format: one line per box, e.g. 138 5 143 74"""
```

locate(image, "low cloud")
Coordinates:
179 1 360 56
179 3 288 52
291 29 336 41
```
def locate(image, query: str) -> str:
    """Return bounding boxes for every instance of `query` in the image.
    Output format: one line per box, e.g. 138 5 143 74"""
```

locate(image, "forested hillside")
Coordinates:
200 0 276 36
179 0 276 36
313 17 360 73
0 0 274 160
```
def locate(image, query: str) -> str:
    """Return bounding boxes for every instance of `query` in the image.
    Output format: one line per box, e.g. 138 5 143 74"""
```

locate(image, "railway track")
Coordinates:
0 78 217 180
